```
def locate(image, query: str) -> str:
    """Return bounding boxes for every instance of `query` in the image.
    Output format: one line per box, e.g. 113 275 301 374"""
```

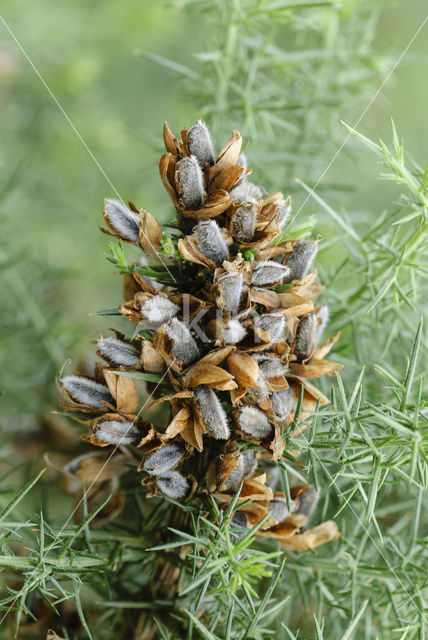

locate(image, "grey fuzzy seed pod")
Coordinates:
277 203 291 229
143 443 184 476
255 313 285 344
252 354 287 378
221 319 247 345
194 386 230 440
237 405 272 440
156 471 190 499
270 388 296 422
269 496 290 523
251 260 289 287
249 372 269 406
176 155 205 210
294 313 317 361
141 295 179 328
97 337 140 367
232 202 258 242
283 241 317 283
316 305 329 341
187 120 215 166
164 318 199 366
217 271 243 315
230 181 267 203
62 376 113 409
194 220 229 266
224 450 257 492
293 485 318 519
104 198 140 242
237 153 247 170
93 419 140 445
231 510 249 544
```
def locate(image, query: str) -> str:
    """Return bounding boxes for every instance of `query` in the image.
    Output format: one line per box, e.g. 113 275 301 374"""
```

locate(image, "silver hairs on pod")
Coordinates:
293 486 319 519
176 155 205 210
216 271 243 315
236 405 272 440
156 471 190 499
294 313 317 361
230 181 267 203
284 240 317 282
221 319 247 345
194 386 230 439
249 371 270 406
252 353 287 378
187 120 215 166
62 376 113 409
97 337 140 367
255 313 285 344
316 305 329 341
143 443 185 476
93 419 141 445
277 202 292 229
141 295 179 328
224 450 257 492
269 496 290 523
104 199 141 242
231 510 249 543
232 202 258 242
194 220 229 266
270 388 296 422
164 317 199 366
251 260 290 287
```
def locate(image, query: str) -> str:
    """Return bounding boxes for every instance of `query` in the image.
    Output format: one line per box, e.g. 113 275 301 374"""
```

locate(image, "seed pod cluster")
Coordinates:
59 120 342 550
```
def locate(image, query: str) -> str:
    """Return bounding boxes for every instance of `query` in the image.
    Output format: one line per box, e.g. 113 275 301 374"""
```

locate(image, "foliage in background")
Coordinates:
0 0 427 638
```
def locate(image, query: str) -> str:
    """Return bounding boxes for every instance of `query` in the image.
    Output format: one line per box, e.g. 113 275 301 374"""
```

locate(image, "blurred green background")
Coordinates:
0 0 427 419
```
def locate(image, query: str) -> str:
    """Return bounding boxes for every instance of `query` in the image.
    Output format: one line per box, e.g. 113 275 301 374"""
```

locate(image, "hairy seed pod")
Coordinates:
194 386 230 439
156 471 190 499
249 372 270 406
237 153 247 170
253 354 287 378
176 155 205 210
97 337 140 367
265 463 280 490
316 305 329 340
93 419 140 445
269 496 290 523
216 271 243 315
62 376 113 409
293 485 318 519
294 313 317 361
277 202 291 229
230 181 267 203
270 388 296 422
104 198 141 242
187 120 215 166
284 240 317 282
237 406 272 440
232 202 258 242
164 317 199 365
221 319 247 344
194 220 229 266
255 313 285 344
224 450 257 492
143 443 184 476
141 295 179 328
251 260 289 287
230 510 249 544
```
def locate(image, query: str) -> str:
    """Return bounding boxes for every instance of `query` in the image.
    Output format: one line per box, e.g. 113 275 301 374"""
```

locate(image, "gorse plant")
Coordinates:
58 118 341 556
